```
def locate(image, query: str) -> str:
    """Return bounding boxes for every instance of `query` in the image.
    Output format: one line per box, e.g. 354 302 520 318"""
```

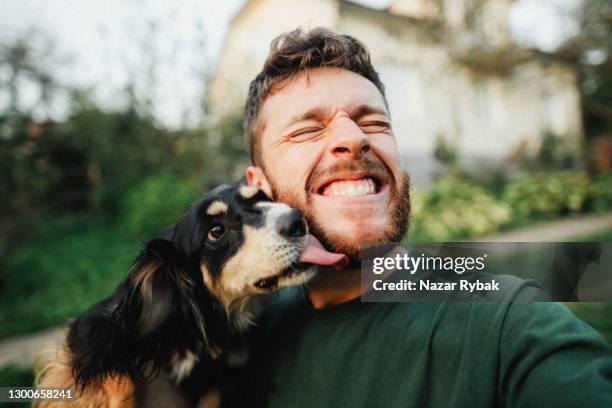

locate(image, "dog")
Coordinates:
34 182 346 408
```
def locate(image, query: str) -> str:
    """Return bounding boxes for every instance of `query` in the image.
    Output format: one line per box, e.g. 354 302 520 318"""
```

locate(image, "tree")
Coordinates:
555 0 612 137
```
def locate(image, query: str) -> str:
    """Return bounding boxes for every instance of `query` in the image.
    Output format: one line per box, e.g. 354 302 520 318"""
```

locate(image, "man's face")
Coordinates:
250 67 410 260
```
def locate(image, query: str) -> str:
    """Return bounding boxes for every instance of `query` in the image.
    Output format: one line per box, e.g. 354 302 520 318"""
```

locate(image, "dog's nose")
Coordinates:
279 209 307 238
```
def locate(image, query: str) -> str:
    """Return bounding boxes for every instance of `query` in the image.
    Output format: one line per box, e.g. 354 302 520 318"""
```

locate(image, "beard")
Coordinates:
266 157 411 263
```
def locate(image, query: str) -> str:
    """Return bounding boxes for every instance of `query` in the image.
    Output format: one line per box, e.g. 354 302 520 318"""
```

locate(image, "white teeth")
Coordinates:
321 178 377 197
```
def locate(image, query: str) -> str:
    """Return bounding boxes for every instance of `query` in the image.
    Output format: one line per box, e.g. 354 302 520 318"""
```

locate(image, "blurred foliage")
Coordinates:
589 136 612 173
508 130 577 172
502 171 591 221
0 107 213 257
409 176 512 241
410 170 612 242
555 0 612 140
433 133 458 170
590 172 612 213
122 173 200 238
454 46 531 76
0 215 138 338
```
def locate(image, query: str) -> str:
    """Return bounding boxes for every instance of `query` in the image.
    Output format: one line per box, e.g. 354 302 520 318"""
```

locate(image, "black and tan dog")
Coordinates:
34 182 346 408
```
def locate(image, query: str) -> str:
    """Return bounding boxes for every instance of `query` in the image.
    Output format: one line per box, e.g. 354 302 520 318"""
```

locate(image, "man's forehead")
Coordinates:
260 67 387 130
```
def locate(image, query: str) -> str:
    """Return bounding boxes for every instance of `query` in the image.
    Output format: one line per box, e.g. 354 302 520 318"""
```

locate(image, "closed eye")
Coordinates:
288 127 324 142
359 121 391 133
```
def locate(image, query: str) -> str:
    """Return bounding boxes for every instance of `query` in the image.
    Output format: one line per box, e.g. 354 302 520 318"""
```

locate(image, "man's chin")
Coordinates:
307 220 397 262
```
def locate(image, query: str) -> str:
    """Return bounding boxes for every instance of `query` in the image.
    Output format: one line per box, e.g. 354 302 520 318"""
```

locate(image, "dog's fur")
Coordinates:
34 182 316 407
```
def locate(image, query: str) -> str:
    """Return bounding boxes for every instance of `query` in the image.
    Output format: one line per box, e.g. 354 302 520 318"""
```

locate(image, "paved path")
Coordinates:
1 212 612 369
482 213 612 242
0 327 66 368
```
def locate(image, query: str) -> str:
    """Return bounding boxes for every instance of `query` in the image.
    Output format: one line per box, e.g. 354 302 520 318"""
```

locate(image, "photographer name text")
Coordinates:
372 279 500 292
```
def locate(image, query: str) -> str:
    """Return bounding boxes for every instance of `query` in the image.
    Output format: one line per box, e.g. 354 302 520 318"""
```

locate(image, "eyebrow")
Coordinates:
283 104 390 130
284 106 332 129
349 105 390 121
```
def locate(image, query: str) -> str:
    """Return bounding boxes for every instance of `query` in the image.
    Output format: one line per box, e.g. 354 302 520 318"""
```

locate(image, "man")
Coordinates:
243 28 612 407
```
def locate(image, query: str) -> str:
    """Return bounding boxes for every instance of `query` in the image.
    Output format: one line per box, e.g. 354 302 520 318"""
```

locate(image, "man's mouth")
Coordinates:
320 177 377 197
313 175 384 197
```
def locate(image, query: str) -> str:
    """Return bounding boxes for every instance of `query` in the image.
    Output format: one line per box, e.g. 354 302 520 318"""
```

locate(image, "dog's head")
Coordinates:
171 183 318 309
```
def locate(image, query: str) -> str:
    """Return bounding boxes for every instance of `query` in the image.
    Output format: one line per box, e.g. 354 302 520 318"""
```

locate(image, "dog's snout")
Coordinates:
278 209 307 238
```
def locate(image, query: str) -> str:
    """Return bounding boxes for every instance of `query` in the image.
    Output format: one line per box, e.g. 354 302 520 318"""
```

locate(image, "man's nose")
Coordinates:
329 121 371 160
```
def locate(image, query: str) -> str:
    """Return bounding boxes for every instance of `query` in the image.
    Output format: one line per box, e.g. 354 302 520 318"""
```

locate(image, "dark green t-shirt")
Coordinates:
249 278 612 407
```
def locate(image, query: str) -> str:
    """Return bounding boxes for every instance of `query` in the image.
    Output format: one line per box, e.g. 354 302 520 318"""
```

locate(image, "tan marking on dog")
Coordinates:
200 262 214 291
132 259 161 299
238 185 259 199
170 350 199 383
134 375 191 407
197 387 221 408
206 201 228 216
209 226 292 309
132 259 170 334
33 343 136 408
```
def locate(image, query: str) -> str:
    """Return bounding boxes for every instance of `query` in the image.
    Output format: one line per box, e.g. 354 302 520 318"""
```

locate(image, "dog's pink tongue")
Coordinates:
299 234 348 270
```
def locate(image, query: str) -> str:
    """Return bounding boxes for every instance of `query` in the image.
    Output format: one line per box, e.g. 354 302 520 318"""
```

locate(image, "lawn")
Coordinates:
577 227 612 242
0 215 140 339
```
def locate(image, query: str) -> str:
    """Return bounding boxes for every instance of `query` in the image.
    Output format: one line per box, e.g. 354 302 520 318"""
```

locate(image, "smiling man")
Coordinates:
243 28 612 407
245 30 410 309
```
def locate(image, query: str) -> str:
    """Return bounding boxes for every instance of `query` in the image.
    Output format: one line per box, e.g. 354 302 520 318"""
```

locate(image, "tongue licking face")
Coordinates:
299 234 348 270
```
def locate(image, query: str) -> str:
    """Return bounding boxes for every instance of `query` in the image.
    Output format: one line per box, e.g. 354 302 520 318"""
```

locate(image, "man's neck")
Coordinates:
305 266 362 309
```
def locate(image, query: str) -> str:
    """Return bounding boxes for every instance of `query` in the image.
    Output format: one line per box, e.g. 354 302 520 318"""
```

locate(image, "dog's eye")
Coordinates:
254 276 278 290
207 224 225 241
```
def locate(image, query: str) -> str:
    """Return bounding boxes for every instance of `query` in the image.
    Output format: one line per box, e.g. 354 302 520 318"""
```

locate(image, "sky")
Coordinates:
0 0 582 128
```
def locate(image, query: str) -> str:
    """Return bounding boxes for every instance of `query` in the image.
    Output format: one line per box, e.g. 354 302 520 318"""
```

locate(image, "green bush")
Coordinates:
0 215 138 338
502 171 590 221
590 173 612 213
408 176 511 241
122 173 200 238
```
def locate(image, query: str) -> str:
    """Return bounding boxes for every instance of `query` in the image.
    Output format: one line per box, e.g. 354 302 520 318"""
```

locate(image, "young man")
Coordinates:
244 28 612 407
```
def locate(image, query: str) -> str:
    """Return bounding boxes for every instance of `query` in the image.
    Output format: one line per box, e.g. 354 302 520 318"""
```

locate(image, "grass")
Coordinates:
0 214 140 339
577 227 612 242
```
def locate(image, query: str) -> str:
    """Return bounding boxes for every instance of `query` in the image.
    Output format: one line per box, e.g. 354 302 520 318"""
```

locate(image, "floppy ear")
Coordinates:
71 239 203 387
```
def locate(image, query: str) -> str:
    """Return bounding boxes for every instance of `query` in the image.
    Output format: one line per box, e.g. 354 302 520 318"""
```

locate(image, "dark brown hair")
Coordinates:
244 27 387 165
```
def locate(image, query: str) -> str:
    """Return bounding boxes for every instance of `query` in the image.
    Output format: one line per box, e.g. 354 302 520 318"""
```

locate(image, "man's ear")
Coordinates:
246 166 273 198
